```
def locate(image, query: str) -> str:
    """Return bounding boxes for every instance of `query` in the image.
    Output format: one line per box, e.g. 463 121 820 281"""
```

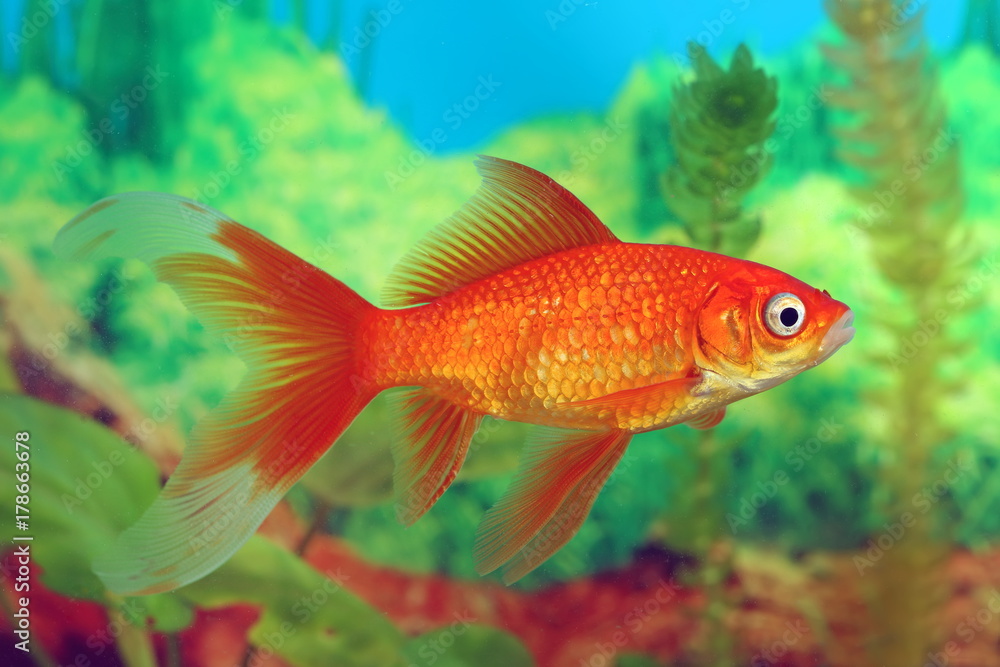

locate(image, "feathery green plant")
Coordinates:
659 43 778 666
825 0 974 664
664 43 778 256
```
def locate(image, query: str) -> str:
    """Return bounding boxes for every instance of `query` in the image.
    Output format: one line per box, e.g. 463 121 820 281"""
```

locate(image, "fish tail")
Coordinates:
55 194 378 595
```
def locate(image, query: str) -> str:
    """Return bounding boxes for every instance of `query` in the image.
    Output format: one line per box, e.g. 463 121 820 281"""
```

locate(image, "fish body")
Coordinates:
54 156 854 593
368 242 848 434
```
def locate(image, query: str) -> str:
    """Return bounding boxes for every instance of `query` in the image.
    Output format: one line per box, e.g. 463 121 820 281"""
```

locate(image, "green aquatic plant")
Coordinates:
0 394 167 664
825 0 974 664
664 42 778 256
0 394 534 666
656 42 778 667
2 5 997 660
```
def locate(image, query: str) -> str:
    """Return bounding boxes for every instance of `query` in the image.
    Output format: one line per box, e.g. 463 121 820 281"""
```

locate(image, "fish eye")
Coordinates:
764 293 805 337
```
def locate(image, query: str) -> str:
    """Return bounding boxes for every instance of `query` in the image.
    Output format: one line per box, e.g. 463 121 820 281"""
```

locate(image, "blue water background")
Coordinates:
1 0 966 149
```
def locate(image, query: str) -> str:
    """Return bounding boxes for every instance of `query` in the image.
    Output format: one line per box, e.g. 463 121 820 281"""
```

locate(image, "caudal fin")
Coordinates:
55 194 377 595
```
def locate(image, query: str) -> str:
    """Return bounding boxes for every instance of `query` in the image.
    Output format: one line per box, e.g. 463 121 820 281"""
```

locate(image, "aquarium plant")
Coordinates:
825 0 974 664
657 42 779 666
663 42 778 257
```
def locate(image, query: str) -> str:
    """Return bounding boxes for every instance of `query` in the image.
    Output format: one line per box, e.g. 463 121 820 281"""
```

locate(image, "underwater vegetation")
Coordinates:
663 42 777 257
48 150 855 609
0 1 999 666
821 0 980 664
655 42 782 665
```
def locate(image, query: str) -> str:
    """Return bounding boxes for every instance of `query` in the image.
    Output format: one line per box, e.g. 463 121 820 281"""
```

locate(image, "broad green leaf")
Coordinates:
402 624 534 667
0 395 406 665
0 393 179 662
179 535 406 667
0 394 161 600
134 593 195 633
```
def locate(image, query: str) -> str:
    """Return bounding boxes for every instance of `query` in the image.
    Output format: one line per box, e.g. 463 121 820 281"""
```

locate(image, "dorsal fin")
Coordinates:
382 155 620 307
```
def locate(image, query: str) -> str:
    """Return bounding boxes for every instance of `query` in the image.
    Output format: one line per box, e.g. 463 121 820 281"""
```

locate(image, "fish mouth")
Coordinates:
815 309 855 365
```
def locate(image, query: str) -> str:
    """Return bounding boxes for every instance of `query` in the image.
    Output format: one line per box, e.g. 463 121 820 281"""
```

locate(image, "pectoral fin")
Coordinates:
686 407 726 430
473 428 632 584
553 376 700 427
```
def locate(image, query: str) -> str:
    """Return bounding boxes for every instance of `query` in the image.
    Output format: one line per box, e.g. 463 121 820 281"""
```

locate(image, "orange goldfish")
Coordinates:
55 156 854 594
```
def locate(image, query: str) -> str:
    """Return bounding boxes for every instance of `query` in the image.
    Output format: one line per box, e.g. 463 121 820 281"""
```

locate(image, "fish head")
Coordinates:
693 267 854 395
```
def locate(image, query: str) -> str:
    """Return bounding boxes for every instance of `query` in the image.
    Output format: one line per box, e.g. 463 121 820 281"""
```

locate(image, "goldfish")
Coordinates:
54 156 854 594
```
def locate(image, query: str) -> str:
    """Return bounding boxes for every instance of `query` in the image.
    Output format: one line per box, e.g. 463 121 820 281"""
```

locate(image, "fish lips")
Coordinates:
815 309 855 365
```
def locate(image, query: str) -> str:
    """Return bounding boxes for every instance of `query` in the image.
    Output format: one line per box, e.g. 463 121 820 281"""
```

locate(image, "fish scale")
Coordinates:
367 242 729 432
55 155 853 592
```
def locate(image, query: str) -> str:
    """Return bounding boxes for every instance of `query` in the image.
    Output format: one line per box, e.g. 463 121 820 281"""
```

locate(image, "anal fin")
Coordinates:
391 389 483 525
473 428 632 583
